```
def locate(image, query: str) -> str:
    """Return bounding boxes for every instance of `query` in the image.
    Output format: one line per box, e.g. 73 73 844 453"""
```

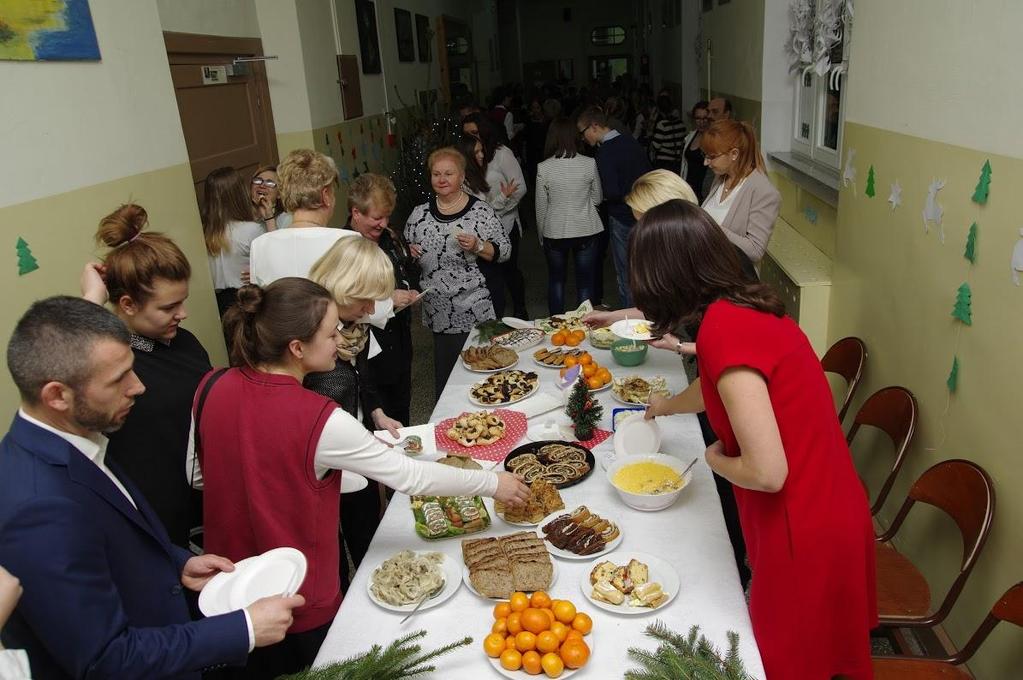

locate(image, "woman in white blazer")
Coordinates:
535 117 604 314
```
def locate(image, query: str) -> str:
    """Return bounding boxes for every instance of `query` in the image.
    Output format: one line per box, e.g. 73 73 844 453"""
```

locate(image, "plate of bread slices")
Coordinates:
538 505 622 559
580 552 678 615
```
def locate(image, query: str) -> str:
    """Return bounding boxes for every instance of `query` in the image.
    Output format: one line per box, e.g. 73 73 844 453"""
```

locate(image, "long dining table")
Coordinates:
314 330 765 678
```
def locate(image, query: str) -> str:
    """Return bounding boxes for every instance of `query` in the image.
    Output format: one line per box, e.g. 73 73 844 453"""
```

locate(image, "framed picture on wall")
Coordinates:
355 0 381 74
394 8 414 62
416 13 431 62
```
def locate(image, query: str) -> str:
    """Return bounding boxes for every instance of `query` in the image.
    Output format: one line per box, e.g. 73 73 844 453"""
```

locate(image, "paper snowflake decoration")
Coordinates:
887 181 902 211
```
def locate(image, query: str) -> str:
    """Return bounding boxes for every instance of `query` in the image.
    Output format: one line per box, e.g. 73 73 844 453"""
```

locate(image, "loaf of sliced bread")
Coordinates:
461 531 553 598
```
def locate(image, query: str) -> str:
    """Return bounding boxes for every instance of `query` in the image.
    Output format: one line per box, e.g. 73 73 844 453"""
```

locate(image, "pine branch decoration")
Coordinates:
625 621 753 680
277 631 472 680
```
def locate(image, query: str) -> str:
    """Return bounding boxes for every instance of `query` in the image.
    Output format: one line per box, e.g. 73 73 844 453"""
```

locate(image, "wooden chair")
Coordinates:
873 582 1022 679
846 386 917 516
876 459 995 629
820 336 867 422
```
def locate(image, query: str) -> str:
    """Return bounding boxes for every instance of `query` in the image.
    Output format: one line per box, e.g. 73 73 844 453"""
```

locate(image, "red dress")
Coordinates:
697 301 877 679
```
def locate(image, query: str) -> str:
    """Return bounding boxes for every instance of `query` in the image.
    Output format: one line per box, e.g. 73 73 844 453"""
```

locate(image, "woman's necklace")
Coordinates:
720 179 738 202
290 219 326 228
436 192 467 214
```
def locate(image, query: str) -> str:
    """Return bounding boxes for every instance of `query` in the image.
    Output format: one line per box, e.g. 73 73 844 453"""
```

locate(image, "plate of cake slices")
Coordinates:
580 552 678 615
493 479 565 527
537 505 622 560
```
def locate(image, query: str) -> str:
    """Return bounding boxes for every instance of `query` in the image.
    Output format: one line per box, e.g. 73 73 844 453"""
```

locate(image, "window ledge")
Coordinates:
767 152 840 207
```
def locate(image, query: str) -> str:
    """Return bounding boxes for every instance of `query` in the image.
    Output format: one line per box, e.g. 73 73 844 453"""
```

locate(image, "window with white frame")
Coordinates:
791 2 850 169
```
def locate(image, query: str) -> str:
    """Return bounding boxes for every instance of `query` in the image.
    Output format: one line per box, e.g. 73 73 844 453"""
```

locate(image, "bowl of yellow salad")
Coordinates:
606 454 691 511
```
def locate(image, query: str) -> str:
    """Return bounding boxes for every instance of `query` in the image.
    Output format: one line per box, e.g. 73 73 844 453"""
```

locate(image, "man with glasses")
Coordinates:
708 97 734 121
577 106 651 308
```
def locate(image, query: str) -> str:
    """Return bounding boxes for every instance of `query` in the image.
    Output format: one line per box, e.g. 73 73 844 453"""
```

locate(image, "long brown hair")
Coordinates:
543 117 579 160
96 204 191 305
628 200 784 335
201 167 257 256
700 120 766 190
222 278 332 368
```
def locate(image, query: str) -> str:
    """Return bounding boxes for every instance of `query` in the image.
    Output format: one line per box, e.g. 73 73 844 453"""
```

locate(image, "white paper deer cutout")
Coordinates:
1011 228 1023 286
922 179 946 243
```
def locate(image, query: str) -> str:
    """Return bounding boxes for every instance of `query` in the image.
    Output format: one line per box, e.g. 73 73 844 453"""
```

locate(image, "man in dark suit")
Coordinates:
0 296 304 679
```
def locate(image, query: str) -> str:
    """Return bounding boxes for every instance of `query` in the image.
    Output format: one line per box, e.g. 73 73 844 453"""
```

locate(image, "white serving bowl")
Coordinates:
606 453 692 512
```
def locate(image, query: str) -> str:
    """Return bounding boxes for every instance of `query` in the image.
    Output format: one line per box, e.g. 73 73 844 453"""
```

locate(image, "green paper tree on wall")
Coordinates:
947 356 959 393
971 160 992 205
864 165 876 198
16 237 38 276
951 283 972 325
964 222 978 263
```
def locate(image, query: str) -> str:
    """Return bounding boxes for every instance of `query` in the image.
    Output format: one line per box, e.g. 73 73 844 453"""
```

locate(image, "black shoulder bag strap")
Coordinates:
190 368 229 489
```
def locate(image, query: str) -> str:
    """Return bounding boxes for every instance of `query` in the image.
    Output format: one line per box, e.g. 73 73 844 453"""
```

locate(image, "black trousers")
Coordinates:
504 227 528 318
433 331 469 402
207 622 329 680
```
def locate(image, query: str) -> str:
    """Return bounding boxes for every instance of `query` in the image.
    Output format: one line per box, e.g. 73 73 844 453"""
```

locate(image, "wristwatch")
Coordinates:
474 238 486 254
675 341 685 355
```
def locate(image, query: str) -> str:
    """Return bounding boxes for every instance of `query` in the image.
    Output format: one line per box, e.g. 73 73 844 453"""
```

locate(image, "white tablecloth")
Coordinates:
315 334 765 678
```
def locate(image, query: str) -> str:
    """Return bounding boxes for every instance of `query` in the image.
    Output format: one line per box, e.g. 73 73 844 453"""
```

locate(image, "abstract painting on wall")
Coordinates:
0 0 101 61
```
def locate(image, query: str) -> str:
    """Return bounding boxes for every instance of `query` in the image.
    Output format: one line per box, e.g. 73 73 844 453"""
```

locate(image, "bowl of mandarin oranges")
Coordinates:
483 590 593 678
551 332 614 393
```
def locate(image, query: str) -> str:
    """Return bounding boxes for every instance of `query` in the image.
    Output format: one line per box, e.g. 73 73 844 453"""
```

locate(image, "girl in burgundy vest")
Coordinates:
191 278 529 679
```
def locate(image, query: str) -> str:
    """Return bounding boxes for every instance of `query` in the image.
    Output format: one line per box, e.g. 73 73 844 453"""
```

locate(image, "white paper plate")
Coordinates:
462 356 519 374
366 552 461 613
488 628 595 679
609 319 655 341
199 547 307 616
491 328 545 351
462 560 559 599
537 507 623 560
579 551 679 615
468 377 539 407
341 472 369 494
525 420 576 443
613 414 662 458
502 317 536 330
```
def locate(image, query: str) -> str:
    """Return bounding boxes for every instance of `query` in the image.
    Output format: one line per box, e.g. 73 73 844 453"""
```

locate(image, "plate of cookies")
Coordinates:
434 409 527 462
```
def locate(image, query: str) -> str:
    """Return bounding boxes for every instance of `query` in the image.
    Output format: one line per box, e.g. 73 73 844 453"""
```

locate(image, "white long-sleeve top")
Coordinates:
186 408 500 498
208 220 265 290
482 146 527 237
535 154 604 240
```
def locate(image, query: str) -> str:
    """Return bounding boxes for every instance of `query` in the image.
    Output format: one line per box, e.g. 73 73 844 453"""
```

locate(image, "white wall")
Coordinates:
253 0 315 134
156 0 261 37
0 0 189 207
759 0 794 153
844 0 1023 159
296 0 345 129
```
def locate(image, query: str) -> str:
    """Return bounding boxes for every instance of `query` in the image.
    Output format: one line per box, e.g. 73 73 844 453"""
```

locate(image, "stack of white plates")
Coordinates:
199 547 307 616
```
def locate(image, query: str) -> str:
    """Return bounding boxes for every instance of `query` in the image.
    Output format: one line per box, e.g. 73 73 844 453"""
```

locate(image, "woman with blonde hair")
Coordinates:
405 146 509 399
201 166 265 315
700 120 781 264
80 203 210 549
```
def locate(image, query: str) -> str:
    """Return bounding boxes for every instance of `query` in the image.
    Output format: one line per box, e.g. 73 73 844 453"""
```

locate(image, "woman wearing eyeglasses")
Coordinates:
250 165 293 231
680 101 711 203
700 120 781 265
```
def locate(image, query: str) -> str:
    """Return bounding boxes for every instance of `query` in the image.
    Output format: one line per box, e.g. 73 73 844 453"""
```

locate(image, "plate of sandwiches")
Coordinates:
461 532 556 599
579 552 678 615
461 345 519 373
493 479 565 526
538 505 622 560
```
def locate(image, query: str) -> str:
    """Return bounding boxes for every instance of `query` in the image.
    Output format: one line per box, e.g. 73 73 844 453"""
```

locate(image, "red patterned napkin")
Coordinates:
572 427 612 450
434 409 528 462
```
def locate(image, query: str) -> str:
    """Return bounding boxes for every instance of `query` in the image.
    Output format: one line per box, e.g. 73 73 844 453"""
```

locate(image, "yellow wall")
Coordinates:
831 122 1023 678
0 164 227 417
770 172 837 259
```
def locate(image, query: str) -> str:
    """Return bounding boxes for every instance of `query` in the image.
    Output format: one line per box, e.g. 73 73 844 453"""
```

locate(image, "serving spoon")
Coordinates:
400 581 445 624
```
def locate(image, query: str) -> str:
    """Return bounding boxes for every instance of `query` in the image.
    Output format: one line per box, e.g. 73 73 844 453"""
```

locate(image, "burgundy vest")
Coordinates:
194 367 340 632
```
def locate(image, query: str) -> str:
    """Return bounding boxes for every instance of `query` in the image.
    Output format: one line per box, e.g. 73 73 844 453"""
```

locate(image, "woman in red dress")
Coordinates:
635 199 876 679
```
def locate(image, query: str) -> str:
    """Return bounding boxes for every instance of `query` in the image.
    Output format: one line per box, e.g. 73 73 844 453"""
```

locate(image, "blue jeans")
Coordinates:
608 215 633 308
543 234 600 315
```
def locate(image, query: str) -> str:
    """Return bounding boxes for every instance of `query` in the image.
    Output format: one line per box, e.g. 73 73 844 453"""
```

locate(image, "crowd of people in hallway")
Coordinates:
0 76 881 680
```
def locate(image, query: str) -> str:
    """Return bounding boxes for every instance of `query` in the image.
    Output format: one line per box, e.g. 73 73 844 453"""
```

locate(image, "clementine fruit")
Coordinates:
500 648 523 671
563 356 578 369
550 332 566 346
559 639 590 669
549 621 570 643
582 364 597 378
530 591 552 609
571 612 593 635
565 629 584 642
510 591 530 612
515 630 537 653
571 329 586 342
493 602 511 619
541 608 556 627
507 611 523 635
578 352 592 365
521 607 550 635
522 650 542 675
492 618 508 635
506 634 518 650
540 652 565 677
535 630 560 654
552 600 576 624
483 633 506 658
586 376 602 390
564 334 581 347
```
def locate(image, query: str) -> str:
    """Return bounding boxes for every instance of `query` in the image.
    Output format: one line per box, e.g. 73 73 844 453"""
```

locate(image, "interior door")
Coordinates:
164 32 278 205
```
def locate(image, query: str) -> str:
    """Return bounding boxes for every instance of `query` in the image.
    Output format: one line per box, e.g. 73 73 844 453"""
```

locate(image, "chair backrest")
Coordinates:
821 336 867 422
882 459 995 626
846 385 917 515
948 582 1023 665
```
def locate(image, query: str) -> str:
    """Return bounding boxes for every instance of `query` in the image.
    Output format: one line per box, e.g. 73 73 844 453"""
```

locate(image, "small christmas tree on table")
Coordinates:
972 160 992 205
951 283 972 325
16 237 38 276
865 165 876 197
565 378 604 441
